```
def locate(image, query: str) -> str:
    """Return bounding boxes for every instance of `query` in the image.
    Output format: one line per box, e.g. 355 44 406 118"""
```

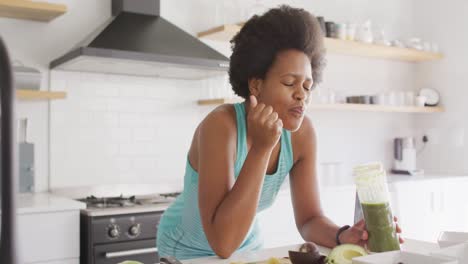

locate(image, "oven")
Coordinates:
94 239 158 264
81 211 163 264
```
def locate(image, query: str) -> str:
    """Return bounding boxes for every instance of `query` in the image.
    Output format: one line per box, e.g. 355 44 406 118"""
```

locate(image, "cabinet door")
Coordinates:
393 181 443 242
32 259 79 264
439 178 468 233
18 210 80 263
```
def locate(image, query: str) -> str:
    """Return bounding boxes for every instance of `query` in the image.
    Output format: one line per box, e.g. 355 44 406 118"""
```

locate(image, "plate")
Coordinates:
432 242 468 262
352 251 457 264
438 231 468 248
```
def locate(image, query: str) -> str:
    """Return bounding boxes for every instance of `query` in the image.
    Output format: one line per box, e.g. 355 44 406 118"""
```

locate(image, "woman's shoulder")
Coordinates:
199 104 238 134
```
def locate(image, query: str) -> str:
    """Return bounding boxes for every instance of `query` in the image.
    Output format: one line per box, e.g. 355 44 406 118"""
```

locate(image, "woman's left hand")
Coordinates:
339 216 404 247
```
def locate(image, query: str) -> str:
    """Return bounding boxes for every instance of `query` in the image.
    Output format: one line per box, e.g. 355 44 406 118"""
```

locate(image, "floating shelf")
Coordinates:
0 0 67 22
197 98 444 113
308 103 444 113
17 89 66 100
324 38 443 62
197 24 443 62
197 97 244 105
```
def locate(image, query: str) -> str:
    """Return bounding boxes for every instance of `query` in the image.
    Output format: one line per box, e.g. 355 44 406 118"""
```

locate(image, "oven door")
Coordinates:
94 239 159 264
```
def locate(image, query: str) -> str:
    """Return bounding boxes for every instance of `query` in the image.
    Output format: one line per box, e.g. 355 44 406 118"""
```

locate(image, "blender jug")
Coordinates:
353 163 400 252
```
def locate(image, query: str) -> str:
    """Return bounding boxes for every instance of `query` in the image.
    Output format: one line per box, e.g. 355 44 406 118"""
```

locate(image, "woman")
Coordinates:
157 5 402 260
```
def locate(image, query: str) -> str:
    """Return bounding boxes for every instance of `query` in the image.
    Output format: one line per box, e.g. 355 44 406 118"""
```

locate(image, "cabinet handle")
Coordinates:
105 247 158 258
430 192 435 212
440 192 444 212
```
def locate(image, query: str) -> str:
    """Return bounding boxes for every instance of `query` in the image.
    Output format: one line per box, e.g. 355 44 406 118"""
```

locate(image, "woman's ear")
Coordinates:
248 78 263 97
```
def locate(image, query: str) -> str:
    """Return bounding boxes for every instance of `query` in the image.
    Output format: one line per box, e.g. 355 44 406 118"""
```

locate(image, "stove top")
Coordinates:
77 192 180 216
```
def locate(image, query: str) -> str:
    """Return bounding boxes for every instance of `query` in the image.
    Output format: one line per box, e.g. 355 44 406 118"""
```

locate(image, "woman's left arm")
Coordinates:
289 116 343 248
289 116 402 248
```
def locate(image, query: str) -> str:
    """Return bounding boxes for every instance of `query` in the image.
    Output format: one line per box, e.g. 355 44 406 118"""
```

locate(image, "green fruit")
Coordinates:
326 244 368 264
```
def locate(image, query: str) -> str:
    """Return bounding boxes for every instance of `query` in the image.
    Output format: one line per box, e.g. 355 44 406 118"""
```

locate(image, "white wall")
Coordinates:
413 0 468 174
0 0 425 191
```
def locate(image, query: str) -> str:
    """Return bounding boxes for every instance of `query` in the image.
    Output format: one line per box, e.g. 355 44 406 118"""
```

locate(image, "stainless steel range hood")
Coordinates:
50 0 229 80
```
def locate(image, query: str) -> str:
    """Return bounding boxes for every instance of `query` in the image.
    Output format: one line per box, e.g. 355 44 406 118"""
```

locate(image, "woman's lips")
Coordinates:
289 106 304 118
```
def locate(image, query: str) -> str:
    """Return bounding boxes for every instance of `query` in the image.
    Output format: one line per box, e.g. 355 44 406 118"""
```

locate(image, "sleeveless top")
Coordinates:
156 102 294 260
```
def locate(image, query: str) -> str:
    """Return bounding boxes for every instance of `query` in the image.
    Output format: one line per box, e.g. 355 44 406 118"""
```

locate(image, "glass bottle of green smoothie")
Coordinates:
353 163 400 252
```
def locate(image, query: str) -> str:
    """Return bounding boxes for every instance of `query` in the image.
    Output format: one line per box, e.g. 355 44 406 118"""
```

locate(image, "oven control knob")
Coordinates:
129 224 141 236
108 225 120 238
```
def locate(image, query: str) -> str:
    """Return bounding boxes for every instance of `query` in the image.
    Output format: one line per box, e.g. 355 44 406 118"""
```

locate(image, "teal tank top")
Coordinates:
156 102 294 260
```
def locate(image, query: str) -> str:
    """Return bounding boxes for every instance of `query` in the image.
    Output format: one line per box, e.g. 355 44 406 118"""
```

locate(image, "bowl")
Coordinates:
352 250 457 264
346 95 371 104
438 232 468 248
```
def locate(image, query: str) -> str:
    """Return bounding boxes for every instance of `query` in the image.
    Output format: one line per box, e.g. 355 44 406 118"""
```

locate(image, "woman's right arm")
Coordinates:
198 96 282 258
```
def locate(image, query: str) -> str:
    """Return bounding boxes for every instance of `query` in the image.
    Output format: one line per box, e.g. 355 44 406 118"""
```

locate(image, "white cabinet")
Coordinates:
392 180 443 242
1 193 84 264
18 210 80 264
35 259 79 264
439 178 468 233
392 177 468 243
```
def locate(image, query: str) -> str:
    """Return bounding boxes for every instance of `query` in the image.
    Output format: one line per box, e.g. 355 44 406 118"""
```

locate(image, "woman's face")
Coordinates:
250 49 313 132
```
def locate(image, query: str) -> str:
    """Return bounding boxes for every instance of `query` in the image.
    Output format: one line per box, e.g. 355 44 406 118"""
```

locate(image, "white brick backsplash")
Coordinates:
109 128 131 142
77 112 95 127
114 157 131 171
104 144 120 156
132 157 158 170
107 98 124 112
119 113 144 126
133 127 155 141
94 113 119 127
120 85 147 97
79 98 108 111
95 85 120 97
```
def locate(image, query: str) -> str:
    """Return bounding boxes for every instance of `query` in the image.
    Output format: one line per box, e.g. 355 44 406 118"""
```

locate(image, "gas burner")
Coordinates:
159 192 181 199
80 194 138 209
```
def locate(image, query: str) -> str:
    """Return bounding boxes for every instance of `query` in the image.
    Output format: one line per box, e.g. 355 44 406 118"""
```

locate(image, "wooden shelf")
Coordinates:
0 0 67 22
308 103 444 113
197 24 443 62
197 98 444 113
197 97 244 105
17 89 66 100
324 38 443 62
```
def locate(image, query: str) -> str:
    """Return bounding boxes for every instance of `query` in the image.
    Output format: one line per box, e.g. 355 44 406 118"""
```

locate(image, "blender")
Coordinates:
353 163 400 252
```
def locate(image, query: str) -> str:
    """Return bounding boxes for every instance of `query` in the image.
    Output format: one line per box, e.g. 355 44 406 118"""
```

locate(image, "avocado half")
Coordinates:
289 242 325 264
326 244 368 264
117 261 144 264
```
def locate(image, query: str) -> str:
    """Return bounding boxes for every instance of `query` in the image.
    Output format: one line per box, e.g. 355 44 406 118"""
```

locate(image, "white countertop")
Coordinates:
181 239 439 264
316 173 468 189
0 192 86 215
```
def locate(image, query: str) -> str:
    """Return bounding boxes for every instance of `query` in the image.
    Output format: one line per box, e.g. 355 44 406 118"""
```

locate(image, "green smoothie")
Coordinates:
361 202 400 252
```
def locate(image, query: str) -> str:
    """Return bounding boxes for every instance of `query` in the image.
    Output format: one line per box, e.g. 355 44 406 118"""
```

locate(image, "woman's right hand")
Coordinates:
247 95 283 151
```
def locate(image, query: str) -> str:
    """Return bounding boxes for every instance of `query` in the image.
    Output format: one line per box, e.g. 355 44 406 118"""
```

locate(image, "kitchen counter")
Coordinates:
316 173 468 189
181 239 439 264
0 192 86 214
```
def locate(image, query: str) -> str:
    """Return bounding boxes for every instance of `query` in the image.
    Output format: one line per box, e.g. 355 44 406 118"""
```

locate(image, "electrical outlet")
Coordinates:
425 129 440 145
422 135 429 143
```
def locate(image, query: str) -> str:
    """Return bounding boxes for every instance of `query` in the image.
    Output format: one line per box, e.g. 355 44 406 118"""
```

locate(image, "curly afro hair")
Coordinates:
229 5 326 99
